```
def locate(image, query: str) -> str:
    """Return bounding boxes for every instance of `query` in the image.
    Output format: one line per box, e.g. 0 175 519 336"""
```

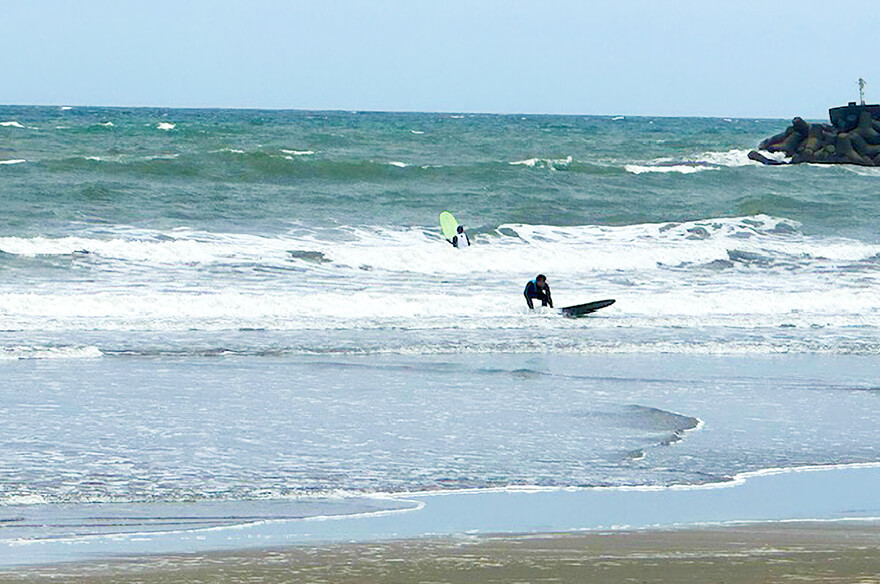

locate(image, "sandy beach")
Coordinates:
3 522 880 583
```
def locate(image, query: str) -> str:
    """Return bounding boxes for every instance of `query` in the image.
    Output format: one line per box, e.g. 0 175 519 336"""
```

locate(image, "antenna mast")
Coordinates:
858 78 866 105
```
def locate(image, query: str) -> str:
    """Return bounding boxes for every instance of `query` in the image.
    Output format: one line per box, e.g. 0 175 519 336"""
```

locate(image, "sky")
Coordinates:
3 0 877 118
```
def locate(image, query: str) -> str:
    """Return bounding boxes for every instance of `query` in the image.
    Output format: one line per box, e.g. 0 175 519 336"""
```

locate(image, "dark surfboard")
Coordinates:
560 299 615 318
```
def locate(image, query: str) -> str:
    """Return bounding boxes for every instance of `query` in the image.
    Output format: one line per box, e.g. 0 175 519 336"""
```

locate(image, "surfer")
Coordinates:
523 274 552 309
452 224 470 248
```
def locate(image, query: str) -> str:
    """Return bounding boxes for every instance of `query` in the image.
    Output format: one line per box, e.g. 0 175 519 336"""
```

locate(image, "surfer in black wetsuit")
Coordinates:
523 274 552 309
452 224 470 248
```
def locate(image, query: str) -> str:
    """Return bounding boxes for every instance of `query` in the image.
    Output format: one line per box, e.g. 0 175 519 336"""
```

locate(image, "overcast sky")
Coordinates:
3 0 876 118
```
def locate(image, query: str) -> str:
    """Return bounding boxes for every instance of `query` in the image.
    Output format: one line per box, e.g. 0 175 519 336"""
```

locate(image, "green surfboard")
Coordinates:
439 211 459 241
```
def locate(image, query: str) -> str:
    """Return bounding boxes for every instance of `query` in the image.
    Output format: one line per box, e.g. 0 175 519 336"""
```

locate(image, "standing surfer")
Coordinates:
439 211 471 249
524 274 552 309
452 224 470 248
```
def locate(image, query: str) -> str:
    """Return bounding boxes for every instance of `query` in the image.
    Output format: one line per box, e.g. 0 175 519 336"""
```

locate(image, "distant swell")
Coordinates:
38 153 631 184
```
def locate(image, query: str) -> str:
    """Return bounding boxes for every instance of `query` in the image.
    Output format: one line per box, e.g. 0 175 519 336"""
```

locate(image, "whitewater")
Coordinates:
1 214 878 353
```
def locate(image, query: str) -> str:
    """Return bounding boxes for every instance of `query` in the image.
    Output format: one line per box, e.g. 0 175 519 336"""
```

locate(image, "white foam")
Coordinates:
0 494 48 506
0 121 25 128
156 122 176 131
0 214 870 278
0 279 876 337
303 500 425 523
843 165 880 177
405 462 880 498
756 150 788 162
612 116 625 121
510 158 539 167
388 161 409 167
625 164 712 174
0 216 867 272
0 159 26 165
735 461 880 481
694 148 758 167
280 149 315 156
60 106 72 111
626 149 770 174
98 122 114 127
0 345 103 361
410 130 425 134
1 217 878 337
0 232 291 263
509 155 572 169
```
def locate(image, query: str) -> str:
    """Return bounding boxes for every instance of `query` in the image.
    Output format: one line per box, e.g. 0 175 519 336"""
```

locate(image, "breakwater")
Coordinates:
750 106 880 166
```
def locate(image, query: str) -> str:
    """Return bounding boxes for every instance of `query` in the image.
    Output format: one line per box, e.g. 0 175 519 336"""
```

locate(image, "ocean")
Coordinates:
1 106 879 566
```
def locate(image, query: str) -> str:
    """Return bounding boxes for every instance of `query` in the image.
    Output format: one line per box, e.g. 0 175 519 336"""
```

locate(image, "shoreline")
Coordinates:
4 462 880 571
5 521 880 583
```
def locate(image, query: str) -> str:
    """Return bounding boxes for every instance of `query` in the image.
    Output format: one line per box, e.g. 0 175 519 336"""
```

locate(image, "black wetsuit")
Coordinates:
523 279 552 309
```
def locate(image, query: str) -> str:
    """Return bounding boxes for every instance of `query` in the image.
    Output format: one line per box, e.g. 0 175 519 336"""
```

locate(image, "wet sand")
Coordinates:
5 522 880 583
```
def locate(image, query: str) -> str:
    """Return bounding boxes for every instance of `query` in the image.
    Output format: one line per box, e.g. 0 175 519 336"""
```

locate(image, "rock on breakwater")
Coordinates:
750 110 880 167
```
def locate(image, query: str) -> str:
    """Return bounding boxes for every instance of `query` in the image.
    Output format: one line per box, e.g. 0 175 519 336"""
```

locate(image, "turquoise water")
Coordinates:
1 107 879 563
2 108 879 238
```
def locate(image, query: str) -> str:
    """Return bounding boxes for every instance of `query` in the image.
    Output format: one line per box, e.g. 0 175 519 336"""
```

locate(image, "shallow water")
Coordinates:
1 354 878 531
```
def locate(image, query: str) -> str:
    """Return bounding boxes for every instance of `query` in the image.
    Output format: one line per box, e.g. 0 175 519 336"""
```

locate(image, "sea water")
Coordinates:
1 107 879 564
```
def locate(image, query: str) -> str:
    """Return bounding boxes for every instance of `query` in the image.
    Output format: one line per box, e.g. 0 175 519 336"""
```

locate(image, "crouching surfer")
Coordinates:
524 274 552 309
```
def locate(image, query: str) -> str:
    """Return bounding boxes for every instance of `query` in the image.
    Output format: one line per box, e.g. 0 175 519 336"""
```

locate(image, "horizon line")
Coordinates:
0 103 819 121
